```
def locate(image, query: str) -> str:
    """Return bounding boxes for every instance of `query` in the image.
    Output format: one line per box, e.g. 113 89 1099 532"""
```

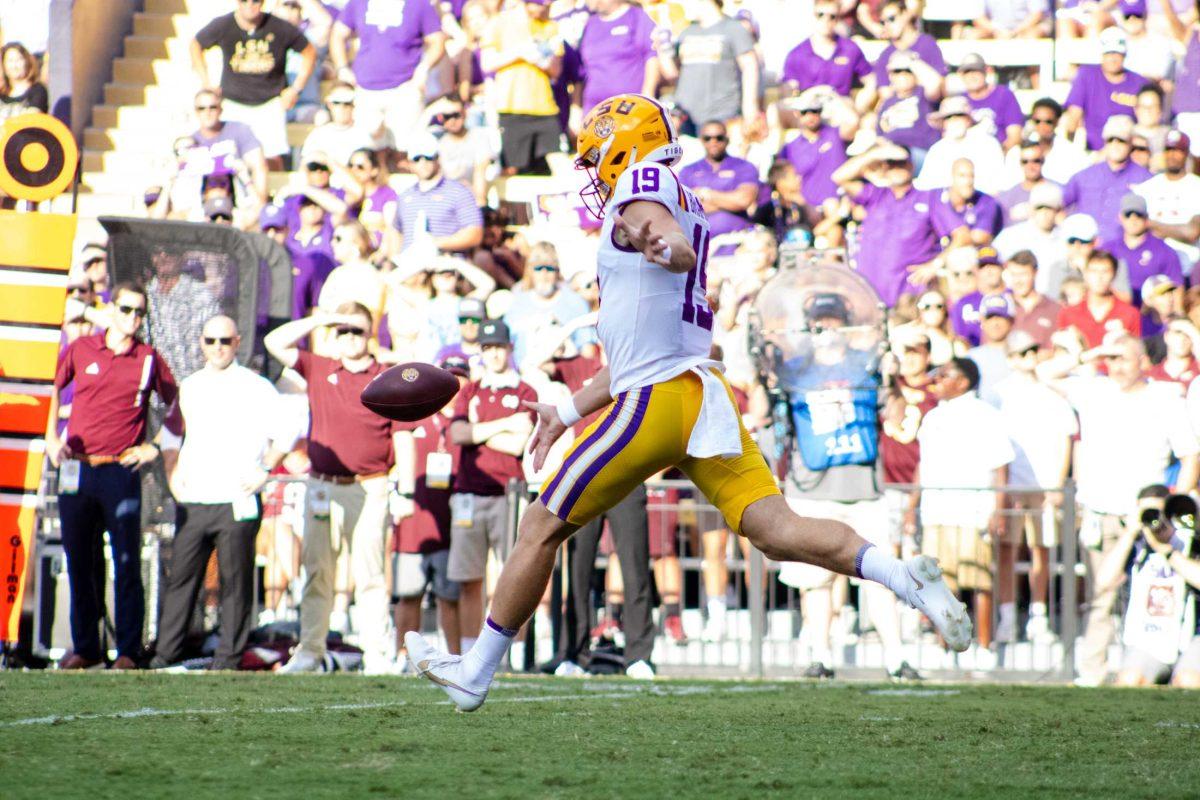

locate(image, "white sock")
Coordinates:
999 602 1016 622
460 636 477 652
1029 602 1047 617
461 618 514 689
856 545 908 598
706 596 727 619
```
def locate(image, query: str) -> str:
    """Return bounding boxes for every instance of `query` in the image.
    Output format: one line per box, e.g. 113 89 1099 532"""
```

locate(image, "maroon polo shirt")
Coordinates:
451 375 537 496
1013 295 1062 349
880 376 937 485
295 351 396 477
394 411 459 555
1056 297 1141 348
54 333 179 456
549 354 606 437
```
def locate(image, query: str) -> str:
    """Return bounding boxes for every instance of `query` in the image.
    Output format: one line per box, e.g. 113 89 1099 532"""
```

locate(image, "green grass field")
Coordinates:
2 674 1198 799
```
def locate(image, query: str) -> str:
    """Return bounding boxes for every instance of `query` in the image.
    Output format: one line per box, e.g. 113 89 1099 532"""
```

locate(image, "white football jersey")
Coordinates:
598 161 714 395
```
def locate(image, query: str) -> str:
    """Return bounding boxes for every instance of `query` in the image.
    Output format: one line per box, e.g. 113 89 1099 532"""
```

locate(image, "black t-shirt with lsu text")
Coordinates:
195 12 308 105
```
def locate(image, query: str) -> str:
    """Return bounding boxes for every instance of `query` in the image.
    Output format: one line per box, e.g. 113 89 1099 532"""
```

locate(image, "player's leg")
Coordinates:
407 383 681 709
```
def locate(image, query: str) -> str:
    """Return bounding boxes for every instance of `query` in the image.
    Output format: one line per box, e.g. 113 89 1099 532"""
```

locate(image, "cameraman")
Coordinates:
1096 487 1200 688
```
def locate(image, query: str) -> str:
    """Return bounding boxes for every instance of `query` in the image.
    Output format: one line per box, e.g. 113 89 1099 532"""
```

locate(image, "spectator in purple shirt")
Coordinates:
1062 115 1153 243
875 51 940 169
387 135 483 257
949 246 1007 346
870 0 946 94
833 142 942 306
677 120 760 240
575 0 657 118
778 91 857 208
930 158 1004 248
779 0 873 110
958 53 1024 150
1064 27 1147 151
1108 193 1185 306
187 89 269 209
263 200 335 321
1161 0 1200 156
995 139 1057 226
331 0 447 154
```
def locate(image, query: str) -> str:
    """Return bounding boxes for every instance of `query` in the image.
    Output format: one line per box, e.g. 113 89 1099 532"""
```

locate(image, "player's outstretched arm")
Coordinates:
614 201 695 274
524 366 612 471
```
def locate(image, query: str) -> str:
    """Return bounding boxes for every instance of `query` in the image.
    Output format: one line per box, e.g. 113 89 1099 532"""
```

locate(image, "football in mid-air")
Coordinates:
360 361 460 422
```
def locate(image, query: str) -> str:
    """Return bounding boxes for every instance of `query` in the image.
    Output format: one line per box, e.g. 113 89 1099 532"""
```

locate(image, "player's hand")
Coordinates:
613 213 671 267
523 400 568 472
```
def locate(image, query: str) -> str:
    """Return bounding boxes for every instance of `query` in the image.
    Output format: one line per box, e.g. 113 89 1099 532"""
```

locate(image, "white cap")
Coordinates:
1029 182 1063 209
1100 26 1127 55
1061 213 1099 242
1101 114 1135 142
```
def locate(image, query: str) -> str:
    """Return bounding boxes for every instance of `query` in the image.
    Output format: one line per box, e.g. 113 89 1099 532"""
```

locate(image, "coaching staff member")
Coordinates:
46 282 180 670
266 302 400 674
152 316 296 670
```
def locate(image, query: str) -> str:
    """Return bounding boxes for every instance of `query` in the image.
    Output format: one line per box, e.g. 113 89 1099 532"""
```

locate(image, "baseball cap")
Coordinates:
932 95 973 121
980 293 1015 320
1119 0 1148 17
1061 213 1099 242
1142 273 1179 298
1100 26 1128 54
326 83 355 105
977 246 1002 268
458 297 485 319
887 50 918 72
957 53 986 73
1120 193 1148 216
1101 114 1135 142
1029 182 1064 210
806 292 850 324
408 133 441 160
892 326 931 351
439 355 470 378
259 203 287 230
477 319 512 347
1006 330 1039 355
794 88 825 114
203 195 234 220
1165 129 1192 152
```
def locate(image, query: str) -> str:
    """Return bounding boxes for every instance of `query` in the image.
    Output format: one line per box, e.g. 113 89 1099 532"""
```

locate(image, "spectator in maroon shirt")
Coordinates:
880 327 937 554
447 320 536 647
1057 250 1142 347
1006 249 1062 350
47 282 179 670
1147 318 1200 386
392 356 470 659
265 302 401 674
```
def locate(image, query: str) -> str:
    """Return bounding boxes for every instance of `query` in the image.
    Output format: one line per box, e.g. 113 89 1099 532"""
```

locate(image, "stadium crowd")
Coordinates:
30 0 1200 686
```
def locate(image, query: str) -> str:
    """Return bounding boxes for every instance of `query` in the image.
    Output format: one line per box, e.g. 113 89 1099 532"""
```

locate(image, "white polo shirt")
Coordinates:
1065 377 1200 516
996 374 1077 489
161 363 299 504
918 391 1015 528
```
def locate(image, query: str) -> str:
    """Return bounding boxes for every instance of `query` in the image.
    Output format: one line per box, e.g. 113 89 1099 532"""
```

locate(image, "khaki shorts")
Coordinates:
447 494 509 582
922 524 993 593
1003 493 1059 548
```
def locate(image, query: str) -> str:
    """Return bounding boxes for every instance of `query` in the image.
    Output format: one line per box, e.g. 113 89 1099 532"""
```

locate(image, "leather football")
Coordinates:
360 362 460 422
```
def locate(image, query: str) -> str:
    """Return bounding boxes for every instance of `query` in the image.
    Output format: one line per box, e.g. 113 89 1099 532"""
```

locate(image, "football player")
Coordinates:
406 94 972 711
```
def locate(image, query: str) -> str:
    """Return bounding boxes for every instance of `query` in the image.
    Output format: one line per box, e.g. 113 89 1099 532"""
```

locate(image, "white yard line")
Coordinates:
2 681 787 728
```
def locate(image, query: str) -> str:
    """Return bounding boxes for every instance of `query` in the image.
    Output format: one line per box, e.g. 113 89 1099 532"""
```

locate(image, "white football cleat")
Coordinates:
898 556 972 652
277 649 325 673
405 631 487 712
553 660 588 677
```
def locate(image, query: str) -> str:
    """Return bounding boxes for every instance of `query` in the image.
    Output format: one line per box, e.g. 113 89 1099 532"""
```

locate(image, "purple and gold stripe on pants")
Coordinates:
541 386 652 521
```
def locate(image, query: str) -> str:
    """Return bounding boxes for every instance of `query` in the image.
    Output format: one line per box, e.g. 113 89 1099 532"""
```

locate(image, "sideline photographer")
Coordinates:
1095 486 1200 688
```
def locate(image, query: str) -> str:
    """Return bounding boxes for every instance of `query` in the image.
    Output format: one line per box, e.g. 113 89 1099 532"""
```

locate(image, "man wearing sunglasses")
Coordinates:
435 297 487 377
265 302 402 674
1061 114 1152 244
299 82 380 168
1002 98 1088 186
191 0 316 170
46 283 181 670
387 135 483 259
153 316 294 670
1108 193 1184 306
780 0 874 106
187 88 269 211
994 139 1056 226
678 120 760 240
868 0 945 96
